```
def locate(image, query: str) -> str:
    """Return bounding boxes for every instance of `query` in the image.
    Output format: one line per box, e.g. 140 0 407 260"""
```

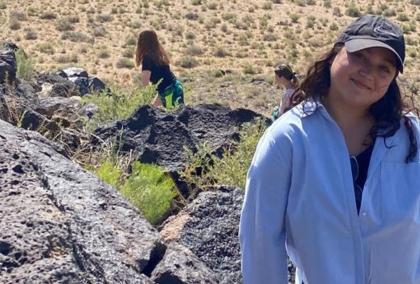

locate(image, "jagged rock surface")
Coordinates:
0 119 161 283
0 120 248 284
94 104 267 173
160 187 296 284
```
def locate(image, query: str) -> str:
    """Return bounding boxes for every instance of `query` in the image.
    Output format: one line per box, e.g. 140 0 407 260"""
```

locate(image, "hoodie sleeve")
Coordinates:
240 123 293 284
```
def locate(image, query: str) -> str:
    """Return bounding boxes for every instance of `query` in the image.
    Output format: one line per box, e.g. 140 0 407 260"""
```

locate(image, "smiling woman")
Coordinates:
240 14 420 284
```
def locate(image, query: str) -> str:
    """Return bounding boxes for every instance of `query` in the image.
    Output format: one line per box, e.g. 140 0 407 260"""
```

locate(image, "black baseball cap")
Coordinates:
336 14 405 73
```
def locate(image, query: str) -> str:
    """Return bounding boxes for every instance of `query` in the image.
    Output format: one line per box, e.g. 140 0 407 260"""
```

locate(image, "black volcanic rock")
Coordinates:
94 104 268 172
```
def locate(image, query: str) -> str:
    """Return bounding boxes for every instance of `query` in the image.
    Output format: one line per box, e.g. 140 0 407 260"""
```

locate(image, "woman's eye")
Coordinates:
379 66 391 74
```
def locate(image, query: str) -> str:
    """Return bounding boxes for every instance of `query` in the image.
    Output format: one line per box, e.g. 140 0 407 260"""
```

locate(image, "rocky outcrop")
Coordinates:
160 187 243 283
57 67 108 96
0 119 162 282
94 104 267 172
0 45 17 85
160 187 296 284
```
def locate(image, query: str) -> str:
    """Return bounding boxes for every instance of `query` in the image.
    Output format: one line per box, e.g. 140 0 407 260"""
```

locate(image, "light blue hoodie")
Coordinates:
240 101 420 284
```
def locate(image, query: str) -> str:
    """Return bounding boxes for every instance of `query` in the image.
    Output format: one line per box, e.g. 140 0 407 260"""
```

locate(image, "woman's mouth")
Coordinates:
351 78 372 91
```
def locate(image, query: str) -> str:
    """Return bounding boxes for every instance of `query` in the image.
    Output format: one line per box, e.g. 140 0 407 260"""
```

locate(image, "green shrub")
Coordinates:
94 160 122 188
81 84 155 131
15 49 35 80
182 119 267 189
121 162 177 225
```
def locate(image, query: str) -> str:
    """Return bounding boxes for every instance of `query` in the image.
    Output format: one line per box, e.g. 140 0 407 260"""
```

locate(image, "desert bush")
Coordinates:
96 14 113 23
81 84 156 131
121 161 177 225
36 43 55 55
122 48 134 58
56 19 74 31
10 11 27 21
262 2 272 9
9 18 20 30
345 2 361 17
306 16 316 29
289 13 300 23
382 8 396 17
55 54 79 64
185 12 199 20
176 56 199 68
191 0 202 5
397 13 409 22
24 28 37 40
16 49 35 81
185 45 204 56
116 58 135 69
208 2 217 9
242 63 258 75
97 50 111 59
214 47 229 57
39 11 57 20
93 26 107 37
0 1 6 9
182 119 267 189
61 31 94 43
185 31 196 40
124 35 137 47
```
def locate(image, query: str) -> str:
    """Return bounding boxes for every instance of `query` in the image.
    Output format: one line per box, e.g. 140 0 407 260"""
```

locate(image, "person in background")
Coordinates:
271 64 299 120
134 30 184 109
240 14 419 284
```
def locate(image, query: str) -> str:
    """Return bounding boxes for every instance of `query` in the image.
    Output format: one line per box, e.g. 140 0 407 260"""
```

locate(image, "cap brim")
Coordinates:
345 39 403 73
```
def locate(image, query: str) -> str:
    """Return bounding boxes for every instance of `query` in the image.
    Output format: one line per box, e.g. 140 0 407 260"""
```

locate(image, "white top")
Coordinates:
279 88 295 114
240 100 420 284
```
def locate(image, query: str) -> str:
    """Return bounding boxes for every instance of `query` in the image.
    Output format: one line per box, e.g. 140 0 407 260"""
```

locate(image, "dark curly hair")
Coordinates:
290 43 418 163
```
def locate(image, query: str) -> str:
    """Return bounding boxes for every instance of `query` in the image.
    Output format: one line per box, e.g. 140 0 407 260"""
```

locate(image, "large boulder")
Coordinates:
0 120 235 283
160 187 297 284
160 187 243 283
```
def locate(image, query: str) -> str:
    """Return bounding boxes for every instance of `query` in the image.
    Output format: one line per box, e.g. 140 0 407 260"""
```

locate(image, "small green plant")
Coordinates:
94 160 123 188
181 119 267 189
15 49 35 81
81 84 155 131
121 161 177 225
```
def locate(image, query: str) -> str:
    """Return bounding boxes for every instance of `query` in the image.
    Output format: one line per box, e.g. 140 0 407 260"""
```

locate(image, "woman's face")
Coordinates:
274 74 291 88
328 46 398 110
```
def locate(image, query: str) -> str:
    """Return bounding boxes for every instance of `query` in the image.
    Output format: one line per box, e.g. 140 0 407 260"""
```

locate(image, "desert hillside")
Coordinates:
1 0 419 113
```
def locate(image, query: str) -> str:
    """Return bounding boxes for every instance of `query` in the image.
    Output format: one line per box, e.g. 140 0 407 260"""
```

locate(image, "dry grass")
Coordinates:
1 0 419 115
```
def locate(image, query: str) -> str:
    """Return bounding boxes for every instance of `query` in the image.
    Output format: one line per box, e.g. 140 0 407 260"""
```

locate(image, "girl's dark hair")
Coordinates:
134 30 170 67
291 43 418 162
274 63 298 84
